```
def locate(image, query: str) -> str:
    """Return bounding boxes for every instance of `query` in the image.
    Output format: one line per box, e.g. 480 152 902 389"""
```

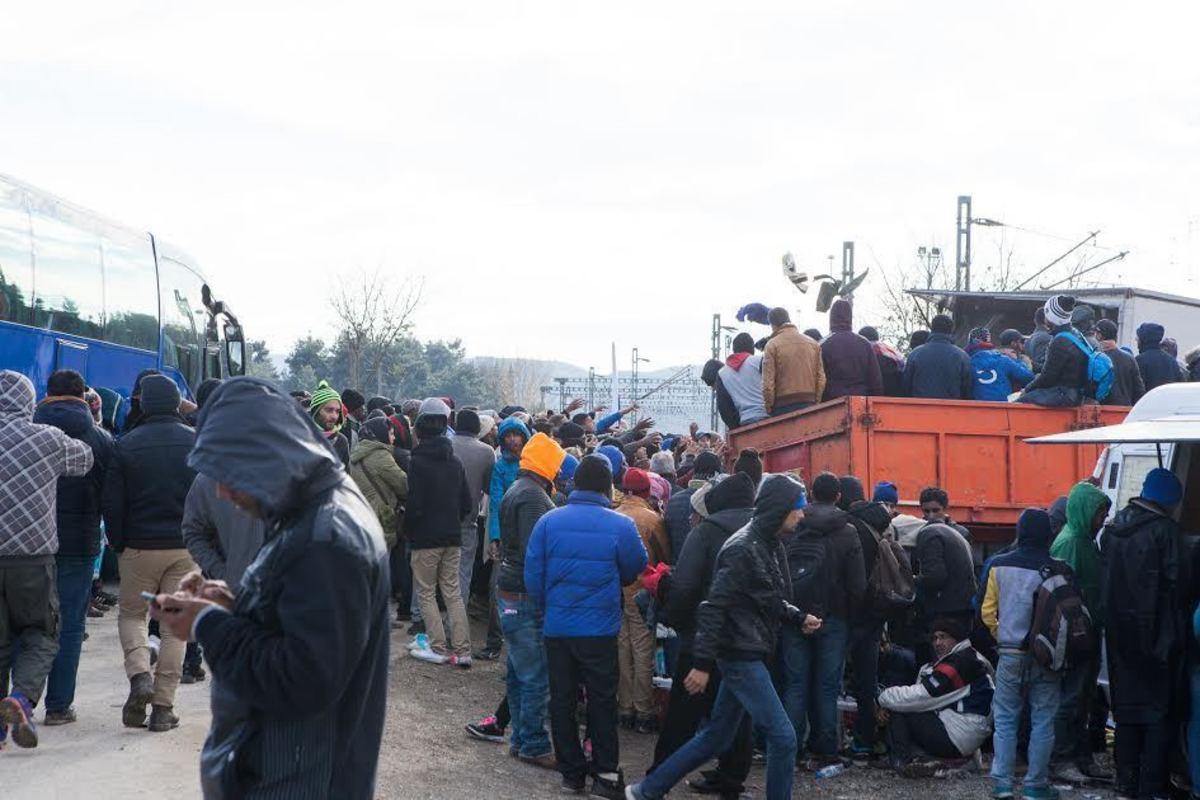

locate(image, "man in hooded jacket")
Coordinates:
652 472 758 799
1136 322 1183 393
1101 468 1185 800
0 370 94 749
820 300 883 401
1048 481 1111 783
627 475 822 800
150 377 390 799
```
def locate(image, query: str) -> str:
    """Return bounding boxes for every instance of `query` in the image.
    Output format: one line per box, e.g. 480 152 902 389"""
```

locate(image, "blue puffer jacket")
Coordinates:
524 490 648 638
970 346 1034 402
487 417 531 541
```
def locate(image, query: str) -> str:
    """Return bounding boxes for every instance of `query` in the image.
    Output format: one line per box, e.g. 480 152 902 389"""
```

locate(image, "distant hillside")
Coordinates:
469 357 589 380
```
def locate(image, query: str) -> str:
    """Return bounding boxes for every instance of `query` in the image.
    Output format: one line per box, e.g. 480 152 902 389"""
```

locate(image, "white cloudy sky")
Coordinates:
3 2 1199 369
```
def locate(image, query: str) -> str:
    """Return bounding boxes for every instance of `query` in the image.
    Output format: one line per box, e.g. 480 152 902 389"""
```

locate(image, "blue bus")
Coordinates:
0 173 245 413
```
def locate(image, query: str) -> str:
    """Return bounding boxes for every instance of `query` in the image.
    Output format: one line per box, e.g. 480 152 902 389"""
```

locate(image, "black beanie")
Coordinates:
575 454 614 495
692 450 722 478
457 409 482 436
140 374 181 416
733 448 763 485
931 616 972 643
195 378 223 410
366 395 391 413
342 389 366 413
732 333 755 354
360 416 393 443
556 421 585 445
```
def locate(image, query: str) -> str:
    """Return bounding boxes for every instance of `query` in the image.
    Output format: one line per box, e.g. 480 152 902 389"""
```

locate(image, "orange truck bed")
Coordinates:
727 397 1129 543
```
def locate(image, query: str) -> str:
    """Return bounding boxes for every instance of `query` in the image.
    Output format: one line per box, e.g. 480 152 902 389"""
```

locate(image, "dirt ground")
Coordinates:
5 609 1120 800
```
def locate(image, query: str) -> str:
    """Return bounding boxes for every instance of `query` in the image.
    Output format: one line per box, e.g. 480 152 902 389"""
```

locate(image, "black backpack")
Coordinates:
1026 562 1095 671
788 530 832 618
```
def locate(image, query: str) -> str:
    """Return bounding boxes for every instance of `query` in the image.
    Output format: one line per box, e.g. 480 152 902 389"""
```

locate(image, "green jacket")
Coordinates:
1050 481 1109 626
349 440 407 548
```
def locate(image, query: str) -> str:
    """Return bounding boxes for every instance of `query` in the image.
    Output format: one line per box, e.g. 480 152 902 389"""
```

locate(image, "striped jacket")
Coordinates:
0 371 93 559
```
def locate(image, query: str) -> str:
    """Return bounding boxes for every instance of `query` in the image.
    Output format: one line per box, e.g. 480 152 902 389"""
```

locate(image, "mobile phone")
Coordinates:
140 591 159 605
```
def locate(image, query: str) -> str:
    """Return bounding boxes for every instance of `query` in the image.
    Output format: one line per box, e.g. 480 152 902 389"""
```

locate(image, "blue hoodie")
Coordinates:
970 346 1034 402
487 417 531 541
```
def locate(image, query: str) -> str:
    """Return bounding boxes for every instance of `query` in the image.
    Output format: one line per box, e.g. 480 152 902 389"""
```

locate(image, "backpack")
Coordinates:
1026 563 1095 671
788 530 832 618
866 526 916 617
1056 330 1115 401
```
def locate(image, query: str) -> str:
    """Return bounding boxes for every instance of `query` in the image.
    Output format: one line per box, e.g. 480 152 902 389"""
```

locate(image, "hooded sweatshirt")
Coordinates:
186 377 390 800
1136 322 1183 392
487 416 531 541
820 300 883 400
981 508 1064 651
1049 481 1109 624
970 343 1034 401
717 352 768 426
0 371 95 559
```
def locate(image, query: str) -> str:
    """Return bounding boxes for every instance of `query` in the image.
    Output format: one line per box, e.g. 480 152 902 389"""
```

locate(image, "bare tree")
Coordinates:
330 270 424 394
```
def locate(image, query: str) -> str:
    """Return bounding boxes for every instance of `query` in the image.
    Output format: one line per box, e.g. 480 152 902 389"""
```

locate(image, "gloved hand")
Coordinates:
640 562 671 598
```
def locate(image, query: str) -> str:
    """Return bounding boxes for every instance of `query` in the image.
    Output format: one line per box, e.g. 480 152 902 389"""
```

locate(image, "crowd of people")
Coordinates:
0 289 1198 800
704 296 1196 430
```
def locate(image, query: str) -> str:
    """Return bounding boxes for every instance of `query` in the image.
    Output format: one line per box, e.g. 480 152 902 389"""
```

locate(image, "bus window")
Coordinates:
28 208 105 340
101 233 159 351
0 191 33 325
158 257 207 391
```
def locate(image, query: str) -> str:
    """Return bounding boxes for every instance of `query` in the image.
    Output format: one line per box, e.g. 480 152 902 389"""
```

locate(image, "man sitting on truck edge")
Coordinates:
901 314 973 400
717 333 768 428
761 307 826 416
1095 319 1145 406
967 327 1034 402
1018 295 1090 407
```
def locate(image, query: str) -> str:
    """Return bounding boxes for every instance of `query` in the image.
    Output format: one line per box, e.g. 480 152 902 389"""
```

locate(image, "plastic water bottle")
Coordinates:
814 764 845 779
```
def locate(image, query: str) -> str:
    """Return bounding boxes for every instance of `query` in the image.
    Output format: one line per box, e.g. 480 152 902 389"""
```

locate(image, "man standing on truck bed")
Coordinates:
820 299 883 401
762 307 826 416
901 314 973 400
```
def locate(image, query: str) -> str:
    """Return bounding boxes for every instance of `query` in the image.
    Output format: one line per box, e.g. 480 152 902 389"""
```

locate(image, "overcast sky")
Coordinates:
3 2 1198 370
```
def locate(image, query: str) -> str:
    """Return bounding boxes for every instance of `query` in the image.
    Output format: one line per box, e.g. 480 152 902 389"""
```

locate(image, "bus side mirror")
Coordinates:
224 324 245 376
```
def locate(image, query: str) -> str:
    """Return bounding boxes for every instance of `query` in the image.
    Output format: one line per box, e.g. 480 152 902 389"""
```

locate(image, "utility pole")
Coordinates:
587 367 595 410
555 377 568 412
842 241 856 298
955 196 972 291
710 314 722 431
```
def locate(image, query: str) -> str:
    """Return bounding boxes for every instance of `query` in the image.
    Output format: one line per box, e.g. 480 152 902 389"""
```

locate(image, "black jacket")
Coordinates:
663 473 756 650
693 474 809 672
1137 346 1183 393
1103 345 1145 406
901 333 973 399
33 397 114 557
1101 499 1183 724
188 378 390 800
846 500 894 622
403 436 471 550
101 414 196 551
497 471 556 594
1023 327 1089 395
664 485 698 564
786 502 867 620
914 522 977 619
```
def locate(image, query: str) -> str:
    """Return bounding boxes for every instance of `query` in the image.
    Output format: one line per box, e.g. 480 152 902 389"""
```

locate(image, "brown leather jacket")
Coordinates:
762 324 827 412
616 494 669 600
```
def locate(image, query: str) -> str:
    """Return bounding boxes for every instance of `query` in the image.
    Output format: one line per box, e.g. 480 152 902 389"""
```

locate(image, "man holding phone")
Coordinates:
150 377 390 800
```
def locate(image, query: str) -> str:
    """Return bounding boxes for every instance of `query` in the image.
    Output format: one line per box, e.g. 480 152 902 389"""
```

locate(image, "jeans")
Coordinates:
1052 650 1099 765
459 520 479 605
991 652 1061 790
546 636 619 781
781 615 849 755
1189 666 1200 797
638 659 796 800
0 560 61 705
499 595 550 757
44 555 95 712
847 622 882 746
1114 720 1171 798
651 649 752 792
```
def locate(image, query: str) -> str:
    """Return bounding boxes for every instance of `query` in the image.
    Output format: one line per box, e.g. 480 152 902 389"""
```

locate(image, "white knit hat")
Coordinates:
1043 295 1075 327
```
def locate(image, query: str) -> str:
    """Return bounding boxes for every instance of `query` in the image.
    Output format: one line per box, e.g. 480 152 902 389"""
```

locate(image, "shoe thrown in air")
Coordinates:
0 693 39 748
465 715 506 743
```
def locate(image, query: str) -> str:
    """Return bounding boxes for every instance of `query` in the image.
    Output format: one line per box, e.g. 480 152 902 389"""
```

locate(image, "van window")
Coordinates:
0 192 33 325
1116 453 1160 510
1176 445 1200 532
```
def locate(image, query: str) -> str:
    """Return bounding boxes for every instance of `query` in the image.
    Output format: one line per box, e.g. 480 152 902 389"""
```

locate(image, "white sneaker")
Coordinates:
410 647 449 665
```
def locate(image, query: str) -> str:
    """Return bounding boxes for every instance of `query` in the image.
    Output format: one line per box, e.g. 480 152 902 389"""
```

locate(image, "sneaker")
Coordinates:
561 774 586 794
449 654 472 670
991 783 1014 799
97 589 119 606
43 707 77 726
0 693 38 748
1021 787 1060 800
410 647 449 665
122 672 155 728
473 647 502 661
1050 762 1089 784
590 770 626 800
624 784 648 800
148 704 179 732
634 714 658 735
180 665 207 685
519 751 558 770
1078 760 1113 780
465 716 506 743
87 601 105 618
